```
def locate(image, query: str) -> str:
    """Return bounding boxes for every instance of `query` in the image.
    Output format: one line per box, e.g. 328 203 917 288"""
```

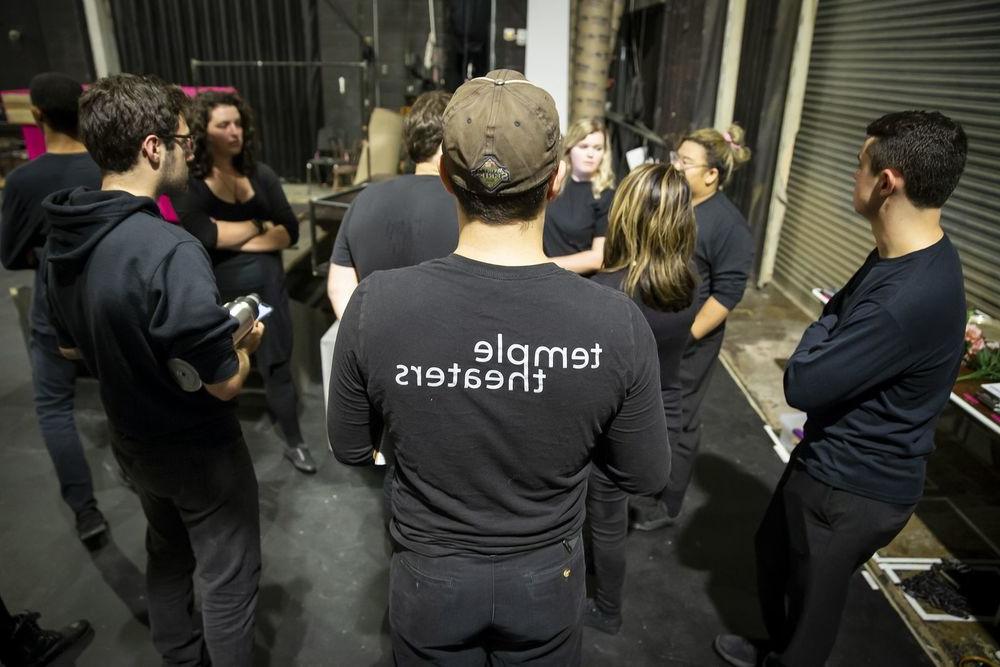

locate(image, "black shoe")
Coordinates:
75 508 108 542
1 611 91 666
714 634 759 667
582 598 622 635
283 445 317 474
630 500 678 532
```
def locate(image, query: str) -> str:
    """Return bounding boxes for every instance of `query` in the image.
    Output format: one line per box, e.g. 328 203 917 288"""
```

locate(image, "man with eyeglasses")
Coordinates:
43 74 263 666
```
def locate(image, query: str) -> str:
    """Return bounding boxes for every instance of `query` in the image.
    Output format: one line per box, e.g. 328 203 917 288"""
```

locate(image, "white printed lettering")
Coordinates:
464 367 482 389
425 367 444 387
474 340 492 363
591 343 603 369
447 363 461 387
485 369 504 389
534 346 568 369
571 347 589 369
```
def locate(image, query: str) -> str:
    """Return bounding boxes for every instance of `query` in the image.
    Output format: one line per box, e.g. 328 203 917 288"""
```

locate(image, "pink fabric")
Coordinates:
3 84 236 222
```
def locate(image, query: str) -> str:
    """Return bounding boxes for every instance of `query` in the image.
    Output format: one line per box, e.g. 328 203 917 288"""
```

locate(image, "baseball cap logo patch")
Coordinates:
472 155 511 192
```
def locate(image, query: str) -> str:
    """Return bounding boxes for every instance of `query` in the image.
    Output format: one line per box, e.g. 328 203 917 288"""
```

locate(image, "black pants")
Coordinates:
218 284 303 448
662 331 724 515
755 461 915 667
29 331 96 515
586 467 628 617
0 593 12 640
389 536 585 665
112 430 261 667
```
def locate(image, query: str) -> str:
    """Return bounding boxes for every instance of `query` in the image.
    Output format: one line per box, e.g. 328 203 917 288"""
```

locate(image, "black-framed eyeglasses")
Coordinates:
669 150 708 171
162 133 194 152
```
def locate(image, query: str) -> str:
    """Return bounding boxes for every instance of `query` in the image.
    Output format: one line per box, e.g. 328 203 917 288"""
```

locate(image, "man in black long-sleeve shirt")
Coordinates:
328 70 669 665
715 112 968 667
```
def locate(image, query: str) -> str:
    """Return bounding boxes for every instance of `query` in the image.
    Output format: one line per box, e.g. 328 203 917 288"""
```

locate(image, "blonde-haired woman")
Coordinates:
631 124 753 531
585 163 699 634
544 117 615 274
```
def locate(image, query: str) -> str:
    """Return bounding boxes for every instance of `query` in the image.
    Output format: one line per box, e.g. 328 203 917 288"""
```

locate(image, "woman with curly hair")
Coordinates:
584 163 699 634
544 117 615 274
175 91 316 474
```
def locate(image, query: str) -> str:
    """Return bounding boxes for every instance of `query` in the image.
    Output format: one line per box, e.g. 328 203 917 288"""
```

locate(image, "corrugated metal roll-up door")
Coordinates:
773 0 1000 316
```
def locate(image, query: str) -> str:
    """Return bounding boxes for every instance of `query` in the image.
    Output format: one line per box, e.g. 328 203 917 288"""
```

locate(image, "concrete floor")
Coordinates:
0 260 934 666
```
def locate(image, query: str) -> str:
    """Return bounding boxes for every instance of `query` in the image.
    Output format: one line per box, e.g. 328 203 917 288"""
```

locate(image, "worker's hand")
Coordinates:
237 321 265 355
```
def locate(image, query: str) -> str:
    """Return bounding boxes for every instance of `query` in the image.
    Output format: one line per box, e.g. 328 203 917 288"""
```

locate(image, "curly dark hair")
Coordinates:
79 74 188 173
187 91 258 179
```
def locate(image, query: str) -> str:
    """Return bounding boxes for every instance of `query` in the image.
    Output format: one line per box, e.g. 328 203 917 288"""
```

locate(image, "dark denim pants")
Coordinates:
755 461 916 667
28 331 96 516
389 535 585 665
112 429 261 667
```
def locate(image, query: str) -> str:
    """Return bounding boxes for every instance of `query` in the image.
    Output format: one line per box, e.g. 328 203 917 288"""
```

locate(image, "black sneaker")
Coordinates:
714 634 759 667
75 508 108 542
630 500 678 532
582 598 622 635
283 445 317 474
1 611 91 666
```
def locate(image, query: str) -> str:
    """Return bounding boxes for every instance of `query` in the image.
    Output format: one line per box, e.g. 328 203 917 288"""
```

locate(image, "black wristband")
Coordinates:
251 218 266 234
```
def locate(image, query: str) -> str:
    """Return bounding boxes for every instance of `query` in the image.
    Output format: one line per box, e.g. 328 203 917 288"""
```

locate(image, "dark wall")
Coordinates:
0 0 93 90
726 0 802 273
608 0 726 142
316 0 526 153
109 0 322 181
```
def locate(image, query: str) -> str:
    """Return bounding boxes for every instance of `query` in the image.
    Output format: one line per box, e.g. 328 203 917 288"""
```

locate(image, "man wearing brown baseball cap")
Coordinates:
328 70 669 665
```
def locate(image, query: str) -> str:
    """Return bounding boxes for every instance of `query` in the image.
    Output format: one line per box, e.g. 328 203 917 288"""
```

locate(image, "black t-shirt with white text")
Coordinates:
328 255 669 556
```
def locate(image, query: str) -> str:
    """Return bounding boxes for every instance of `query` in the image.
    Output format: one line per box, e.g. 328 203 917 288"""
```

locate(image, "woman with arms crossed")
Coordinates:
176 91 317 474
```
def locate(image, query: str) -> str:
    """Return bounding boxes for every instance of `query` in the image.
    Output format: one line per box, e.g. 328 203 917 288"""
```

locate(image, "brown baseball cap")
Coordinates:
441 69 561 195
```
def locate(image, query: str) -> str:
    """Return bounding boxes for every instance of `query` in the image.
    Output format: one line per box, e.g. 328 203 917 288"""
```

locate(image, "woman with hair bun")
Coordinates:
584 163 699 634
175 91 317 474
544 117 615 274
631 124 753 531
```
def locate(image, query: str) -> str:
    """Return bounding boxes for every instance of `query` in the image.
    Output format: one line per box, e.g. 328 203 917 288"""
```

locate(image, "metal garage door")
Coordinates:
773 0 1000 315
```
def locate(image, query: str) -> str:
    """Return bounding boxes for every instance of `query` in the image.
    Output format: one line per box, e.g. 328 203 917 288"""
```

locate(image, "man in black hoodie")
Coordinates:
44 74 263 667
0 72 105 543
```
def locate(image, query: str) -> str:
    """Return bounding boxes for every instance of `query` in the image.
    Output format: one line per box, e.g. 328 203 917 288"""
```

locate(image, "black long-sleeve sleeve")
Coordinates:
596 305 670 495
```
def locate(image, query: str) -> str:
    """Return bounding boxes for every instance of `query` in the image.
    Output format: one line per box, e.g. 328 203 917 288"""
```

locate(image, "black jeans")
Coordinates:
389 536 585 665
112 429 261 667
755 461 915 667
29 331 96 515
662 330 724 515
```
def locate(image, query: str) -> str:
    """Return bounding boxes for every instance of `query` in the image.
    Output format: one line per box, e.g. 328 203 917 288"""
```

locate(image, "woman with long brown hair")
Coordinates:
584 163 699 634
175 91 317 474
